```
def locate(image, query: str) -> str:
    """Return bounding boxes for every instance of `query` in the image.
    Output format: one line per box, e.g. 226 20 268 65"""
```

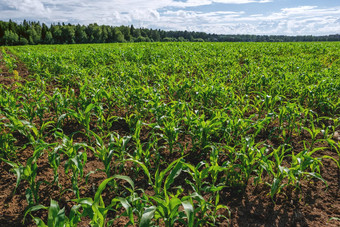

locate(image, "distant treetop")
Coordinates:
0 20 339 46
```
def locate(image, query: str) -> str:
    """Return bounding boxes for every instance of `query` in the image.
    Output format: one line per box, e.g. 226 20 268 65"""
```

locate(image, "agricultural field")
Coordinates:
0 42 339 226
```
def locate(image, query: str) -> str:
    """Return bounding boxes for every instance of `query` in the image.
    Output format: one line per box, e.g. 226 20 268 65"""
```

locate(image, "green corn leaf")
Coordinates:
184 163 196 173
159 158 182 183
150 196 167 218
73 198 94 206
164 159 183 192
40 121 55 132
169 197 182 220
33 217 47 227
208 185 226 193
84 103 95 114
118 197 134 224
126 159 152 185
329 217 340 221
307 172 328 187
0 159 22 193
182 200 194 227
28 124 39 138
140 206 156 227
25 188 33 206
91 131 104 147
271 178 281 198
322 155 339 168
188 192 205 201
94 175 134 204
55 208 66 227
24 204 48 223
47 199 59 227
69 204 81 226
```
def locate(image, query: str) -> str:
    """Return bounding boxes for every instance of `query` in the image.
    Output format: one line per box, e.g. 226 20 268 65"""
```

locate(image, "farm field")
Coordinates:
0 42 339 226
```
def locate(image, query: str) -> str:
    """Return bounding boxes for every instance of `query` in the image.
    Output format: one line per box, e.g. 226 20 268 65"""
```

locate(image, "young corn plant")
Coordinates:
48 146 61 186
132 120 143 160
1 48 17 73
323 139 340 170
129 158 229 226
20 90 48 123
136 158 194 226
183 192 230 226
255 93 282 115
109 189 152 226
109 132 131 174
89 131 130 177
67 103 95 139
73 175 135 227
1 141 51 205
182 147 231 226
184 161 209 195
221 116 253 146
20 101 38 123
190 114 221 152
125 113 142 134
303 115 324 150
54 132 88 198
5 116 37 144
126 158 183 196
261 145 289 199
278 104 301 144
149 189 193 227
49 90 73 129
24 199 82 227
0 89 22 116
223 138 265 187
289 147 327 191
158 117 181 154
0 131 17 160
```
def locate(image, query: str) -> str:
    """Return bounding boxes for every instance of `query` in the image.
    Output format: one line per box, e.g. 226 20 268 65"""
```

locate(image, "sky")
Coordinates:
0 0 339 35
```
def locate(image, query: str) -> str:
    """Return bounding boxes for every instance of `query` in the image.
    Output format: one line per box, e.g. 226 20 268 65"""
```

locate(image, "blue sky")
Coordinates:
0 0 339 35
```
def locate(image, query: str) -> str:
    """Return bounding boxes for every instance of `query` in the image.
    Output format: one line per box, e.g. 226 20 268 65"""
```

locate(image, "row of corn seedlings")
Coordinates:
0 42 339 226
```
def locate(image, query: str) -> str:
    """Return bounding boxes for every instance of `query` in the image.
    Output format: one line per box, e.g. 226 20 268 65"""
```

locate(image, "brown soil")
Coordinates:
0 49 339 227
225 149 340 227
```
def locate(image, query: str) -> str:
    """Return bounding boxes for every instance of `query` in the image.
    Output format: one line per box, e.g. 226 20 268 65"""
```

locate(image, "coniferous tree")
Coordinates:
44 31 53 44
51 25 62 44
61 25 75 44
151 29 161 42
0 20 339 46
75 25 88 43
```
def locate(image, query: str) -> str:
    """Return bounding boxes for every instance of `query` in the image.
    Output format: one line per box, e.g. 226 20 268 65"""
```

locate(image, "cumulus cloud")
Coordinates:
0 0 338 35
155 5 340 35
243 5 340 35
1 0 51 17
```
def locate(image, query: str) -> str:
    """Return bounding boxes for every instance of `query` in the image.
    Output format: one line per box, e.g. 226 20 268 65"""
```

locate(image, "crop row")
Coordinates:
0 42 339 226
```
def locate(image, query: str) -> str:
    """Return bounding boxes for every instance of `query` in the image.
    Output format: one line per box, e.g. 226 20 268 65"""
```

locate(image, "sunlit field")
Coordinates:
0 42 339 226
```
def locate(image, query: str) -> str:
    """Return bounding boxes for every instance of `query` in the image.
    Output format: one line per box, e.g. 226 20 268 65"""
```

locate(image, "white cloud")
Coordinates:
4 0 51 16
0 1 338 35
213 0 271 3
154 5 340 35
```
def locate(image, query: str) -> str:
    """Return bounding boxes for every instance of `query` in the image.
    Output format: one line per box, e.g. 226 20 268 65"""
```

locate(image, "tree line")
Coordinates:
0 20 339 46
